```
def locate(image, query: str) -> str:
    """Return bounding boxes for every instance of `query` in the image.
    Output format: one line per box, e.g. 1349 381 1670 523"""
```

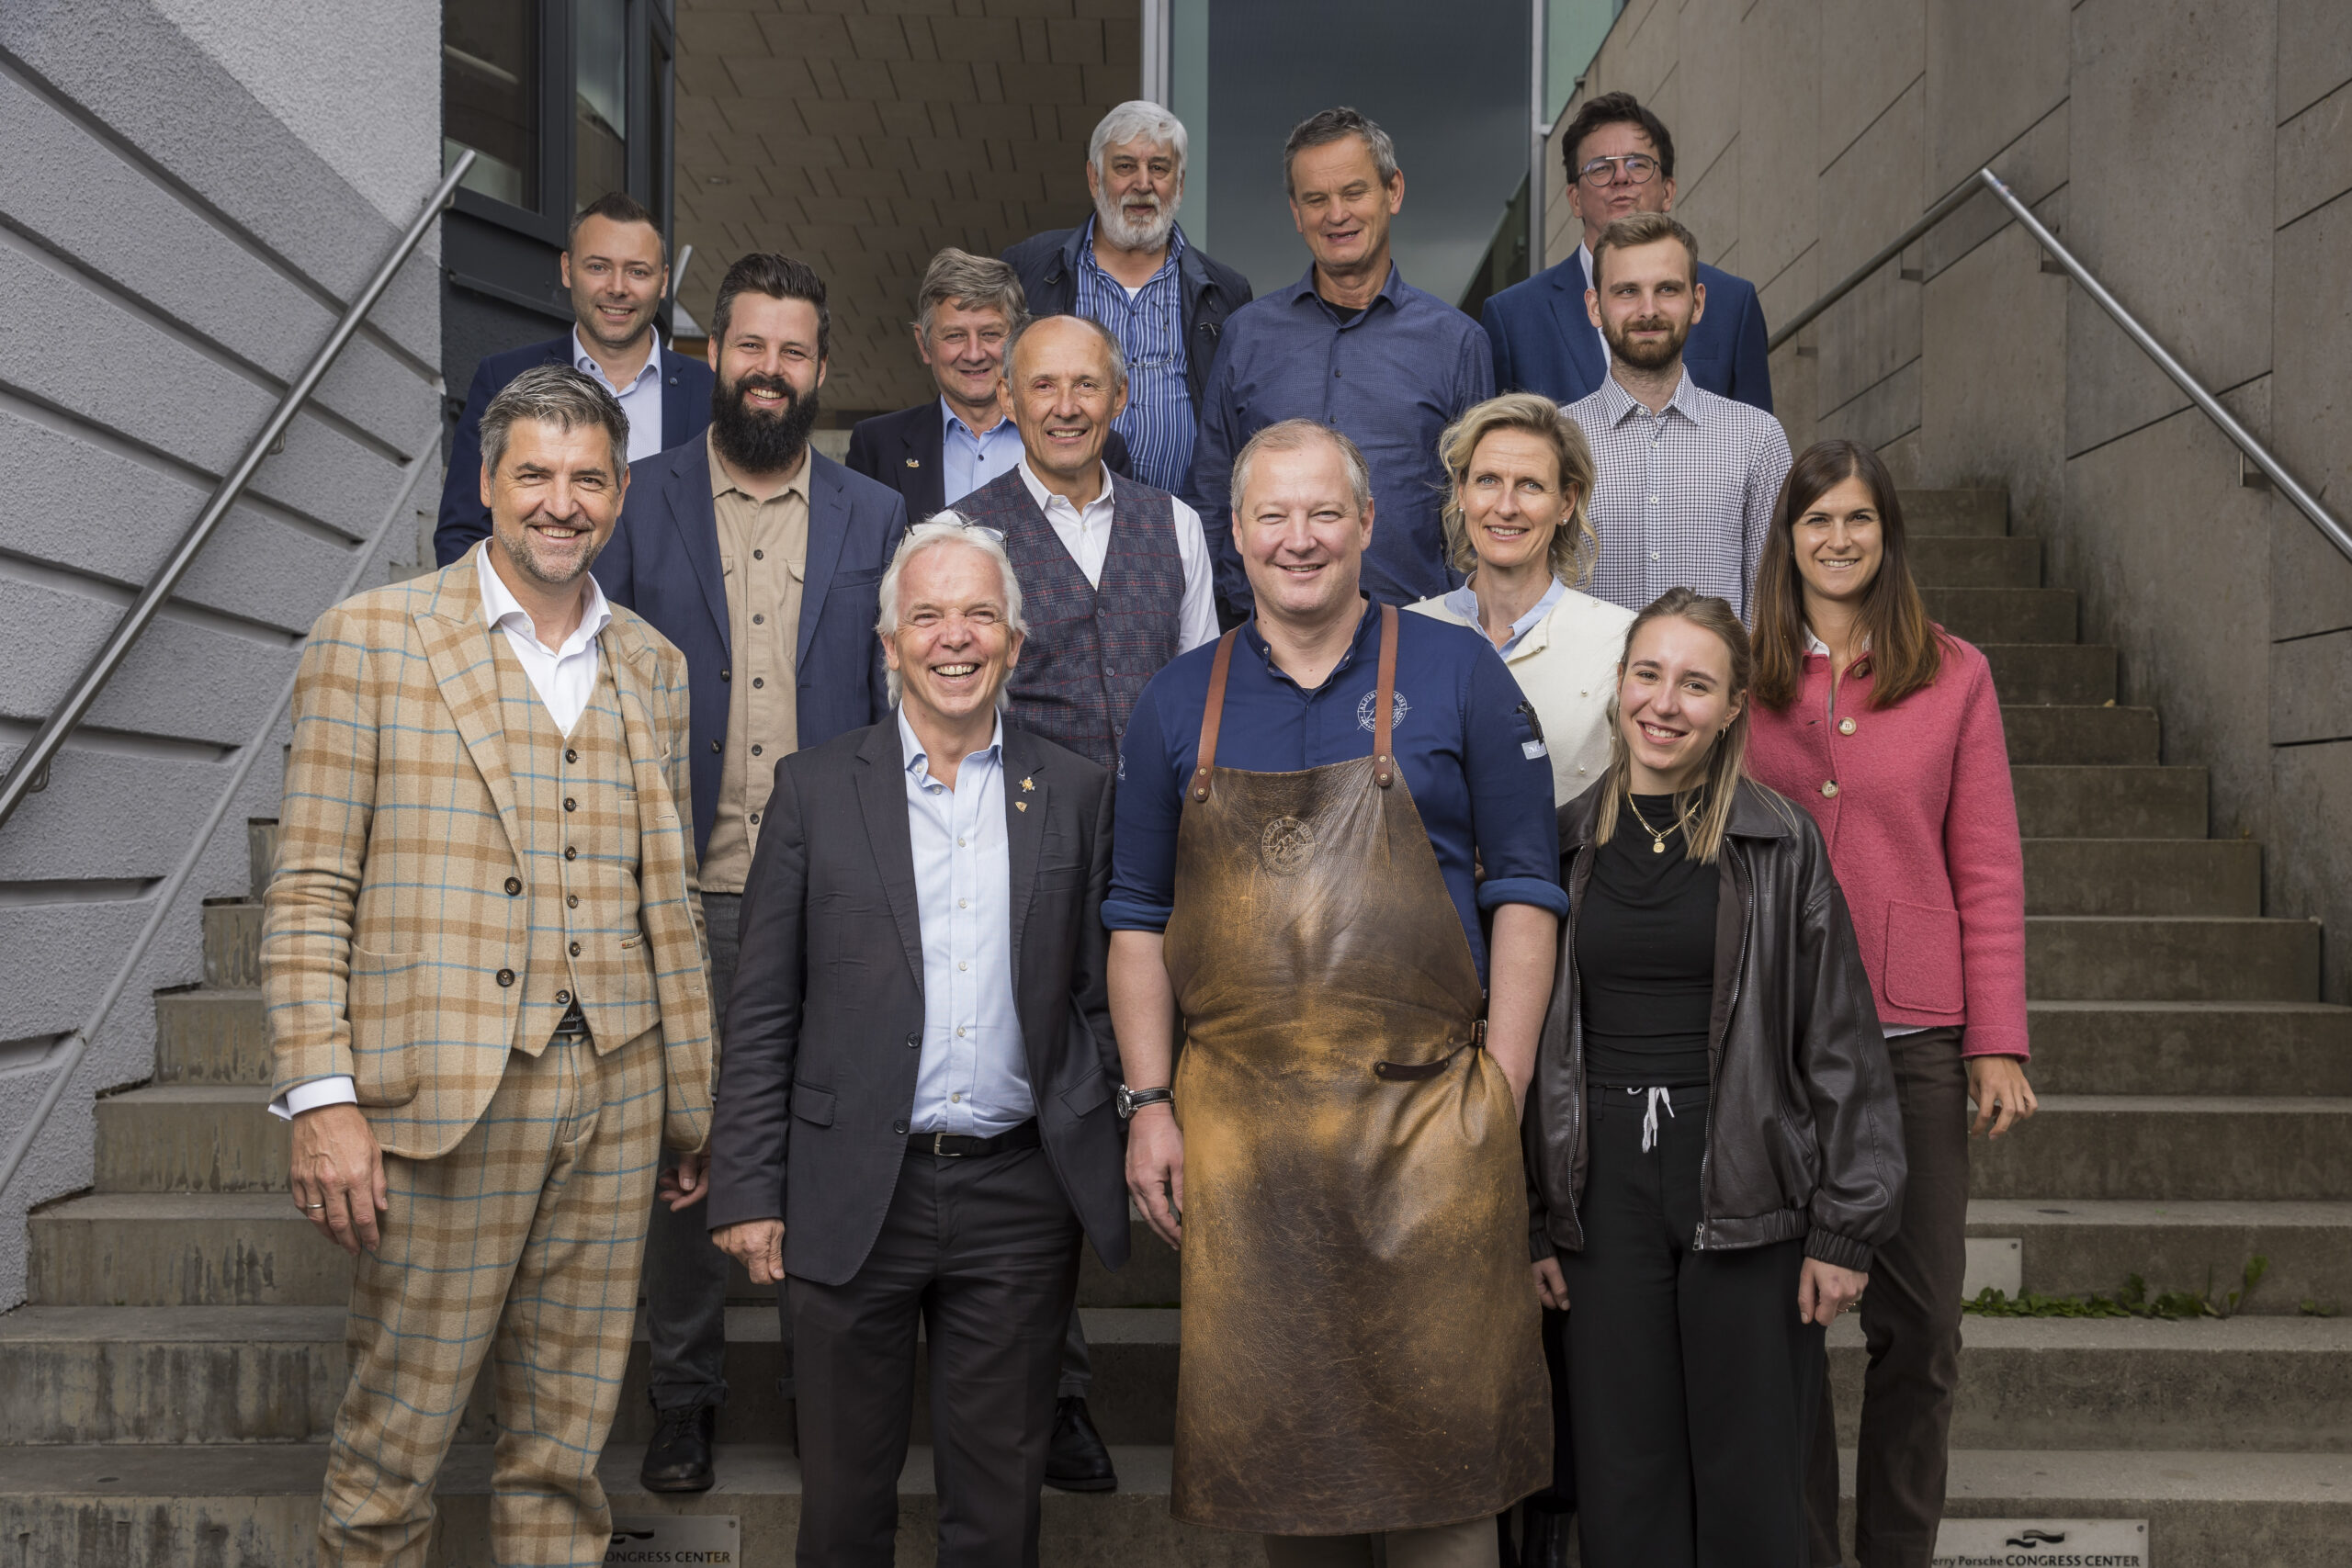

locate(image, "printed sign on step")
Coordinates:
1932 1517 2148 1567
606 1515 741 1565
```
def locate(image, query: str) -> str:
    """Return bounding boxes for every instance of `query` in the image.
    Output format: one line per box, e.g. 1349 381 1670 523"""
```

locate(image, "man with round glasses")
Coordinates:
1481 92 1775 415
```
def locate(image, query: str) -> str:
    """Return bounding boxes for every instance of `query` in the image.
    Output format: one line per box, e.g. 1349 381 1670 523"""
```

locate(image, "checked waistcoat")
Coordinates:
492 635 660 1055
956 466 1186 768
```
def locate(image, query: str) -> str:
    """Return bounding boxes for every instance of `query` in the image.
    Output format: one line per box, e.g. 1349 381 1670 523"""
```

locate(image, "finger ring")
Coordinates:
301 1201 326 1211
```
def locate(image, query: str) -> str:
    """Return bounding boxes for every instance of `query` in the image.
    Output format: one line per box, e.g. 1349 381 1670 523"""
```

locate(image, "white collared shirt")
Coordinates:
270 548 614 1121
572 326 667 463
1013 457 1220 652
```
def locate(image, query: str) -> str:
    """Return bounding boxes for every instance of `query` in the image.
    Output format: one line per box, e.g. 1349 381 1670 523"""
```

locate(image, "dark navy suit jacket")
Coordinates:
1480 254 1774 414
593 434 909 864
844 400 1133 523
435 333 717 566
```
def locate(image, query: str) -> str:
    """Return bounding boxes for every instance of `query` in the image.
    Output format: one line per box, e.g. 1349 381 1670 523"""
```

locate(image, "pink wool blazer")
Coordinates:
1747 633 2030 1057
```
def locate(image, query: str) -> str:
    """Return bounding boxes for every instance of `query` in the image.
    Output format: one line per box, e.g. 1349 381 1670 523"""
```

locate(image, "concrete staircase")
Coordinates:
3 490 2347 1564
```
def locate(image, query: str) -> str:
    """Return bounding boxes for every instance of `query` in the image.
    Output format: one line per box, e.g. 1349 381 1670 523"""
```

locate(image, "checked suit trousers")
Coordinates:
317 1025 667 1567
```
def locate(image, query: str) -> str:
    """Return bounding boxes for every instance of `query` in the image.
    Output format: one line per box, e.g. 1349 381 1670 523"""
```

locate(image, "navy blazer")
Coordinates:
1481 254 1774 415
1001 222 1253 412
435 333 717 566
593 434 910 863
844 400 1134 523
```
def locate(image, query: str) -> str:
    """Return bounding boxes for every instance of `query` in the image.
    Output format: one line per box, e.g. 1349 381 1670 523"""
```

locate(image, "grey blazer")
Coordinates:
706 717 1129 1285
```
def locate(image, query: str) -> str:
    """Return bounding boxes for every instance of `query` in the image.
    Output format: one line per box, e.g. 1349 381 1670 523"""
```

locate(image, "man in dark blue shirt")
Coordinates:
1106 420 1562 1553
1186 107 1494 623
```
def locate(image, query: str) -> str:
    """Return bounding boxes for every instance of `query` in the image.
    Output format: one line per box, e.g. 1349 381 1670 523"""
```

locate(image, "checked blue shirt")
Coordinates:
1074 216 1197 496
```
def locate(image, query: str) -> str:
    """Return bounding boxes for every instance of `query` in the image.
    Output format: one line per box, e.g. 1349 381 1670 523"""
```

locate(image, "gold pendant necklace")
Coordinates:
1626 795 1697 855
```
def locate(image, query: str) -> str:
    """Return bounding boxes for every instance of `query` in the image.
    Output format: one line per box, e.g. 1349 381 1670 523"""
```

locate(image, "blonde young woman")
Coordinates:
1410 392 1635 807
1526 589 1905 1568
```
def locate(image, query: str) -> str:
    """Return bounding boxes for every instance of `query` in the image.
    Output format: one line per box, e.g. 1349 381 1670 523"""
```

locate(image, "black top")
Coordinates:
1576 793 1719 1088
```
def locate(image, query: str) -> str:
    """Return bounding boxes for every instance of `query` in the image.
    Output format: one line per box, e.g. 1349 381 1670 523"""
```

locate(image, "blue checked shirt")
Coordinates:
1074 217 1196 495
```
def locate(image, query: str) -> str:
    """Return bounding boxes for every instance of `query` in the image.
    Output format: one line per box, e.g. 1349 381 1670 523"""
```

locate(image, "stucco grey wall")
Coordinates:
0 0 443 1306
1556 0 2352 1000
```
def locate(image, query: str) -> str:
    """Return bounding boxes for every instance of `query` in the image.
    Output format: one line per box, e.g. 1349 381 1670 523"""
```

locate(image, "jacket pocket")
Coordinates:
1882 901 1964 1014
1059 1067 1113 1118
346 944 424 1107
792 1084 837 1127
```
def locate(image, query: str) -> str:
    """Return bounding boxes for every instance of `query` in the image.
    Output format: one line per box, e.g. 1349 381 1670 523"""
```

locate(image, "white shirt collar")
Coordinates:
898 705 1005 781
1804 624 1869 659
475 542 612 658
571 325 664 395
1017 454 1114 521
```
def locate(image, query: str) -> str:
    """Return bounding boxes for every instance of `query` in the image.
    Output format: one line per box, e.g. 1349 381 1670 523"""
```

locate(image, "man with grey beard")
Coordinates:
1003 100 1251 502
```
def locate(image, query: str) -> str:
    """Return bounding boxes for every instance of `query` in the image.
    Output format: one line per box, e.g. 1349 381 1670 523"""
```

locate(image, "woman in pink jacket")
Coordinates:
1745 439 2036 1568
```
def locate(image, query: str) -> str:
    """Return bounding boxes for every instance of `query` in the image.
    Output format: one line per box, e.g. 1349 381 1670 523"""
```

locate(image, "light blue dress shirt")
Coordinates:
1441 575 1568 658
899 708 1033 1134
573 327 667 463
940 398 1024 511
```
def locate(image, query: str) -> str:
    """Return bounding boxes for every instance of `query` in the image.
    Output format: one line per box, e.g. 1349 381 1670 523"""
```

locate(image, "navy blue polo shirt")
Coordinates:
1106 600 1566 983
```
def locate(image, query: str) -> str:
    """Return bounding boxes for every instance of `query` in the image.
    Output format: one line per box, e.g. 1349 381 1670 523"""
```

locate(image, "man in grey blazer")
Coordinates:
709 518 1130 1565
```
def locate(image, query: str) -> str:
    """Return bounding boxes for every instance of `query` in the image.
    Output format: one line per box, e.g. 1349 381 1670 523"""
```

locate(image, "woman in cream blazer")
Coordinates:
1410 392 1634 807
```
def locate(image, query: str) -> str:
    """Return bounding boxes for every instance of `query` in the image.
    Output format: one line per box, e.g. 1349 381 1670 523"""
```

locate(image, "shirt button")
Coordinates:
567 894 579 908
569 941 582 956
752 614 765 626
505 877 523 897
959 898 968 908
958 960 968 971
753 548 764 560
564 845 578 861
751 744 763 757
750 811 761 825
950 1091 962 1103
1838 716 1858 735
497 969 515 987
956 1026 967 1037
957 837 967 847
1822 780 1840 798
1649 552 1660 561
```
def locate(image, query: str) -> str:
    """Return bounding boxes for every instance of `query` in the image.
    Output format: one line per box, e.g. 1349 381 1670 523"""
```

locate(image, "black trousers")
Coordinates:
790 1139 1083 1567
1557 1085 1824 1568
1804 1028 1969 1568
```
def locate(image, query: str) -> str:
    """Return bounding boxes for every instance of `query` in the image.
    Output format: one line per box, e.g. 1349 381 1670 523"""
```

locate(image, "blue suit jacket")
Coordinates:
435 333 717 566
1481 254 1774 414
593 435 910 864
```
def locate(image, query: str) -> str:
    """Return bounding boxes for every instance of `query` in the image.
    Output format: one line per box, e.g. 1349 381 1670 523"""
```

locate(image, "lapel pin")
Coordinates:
904 457 921 468
1015 800 1028 812
1020 777 1035 792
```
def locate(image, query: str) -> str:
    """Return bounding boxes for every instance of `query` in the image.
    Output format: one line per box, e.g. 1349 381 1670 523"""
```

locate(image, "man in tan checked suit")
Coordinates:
262 364 715 1566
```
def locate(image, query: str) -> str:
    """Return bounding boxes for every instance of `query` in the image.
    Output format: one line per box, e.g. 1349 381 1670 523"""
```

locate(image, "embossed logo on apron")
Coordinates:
1259 814 1317 874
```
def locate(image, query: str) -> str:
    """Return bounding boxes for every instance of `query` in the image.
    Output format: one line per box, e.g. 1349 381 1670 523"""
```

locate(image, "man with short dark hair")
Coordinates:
846 248 1135 522
594 252 909 1492
1002 101 1252 496
1566 213 1792 622
1188 107 1493 621
1481 92 1773 414
436 192 715 563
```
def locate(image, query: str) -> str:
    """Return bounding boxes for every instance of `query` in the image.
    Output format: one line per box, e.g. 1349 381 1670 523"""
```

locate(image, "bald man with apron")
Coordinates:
1105 422 1566 1567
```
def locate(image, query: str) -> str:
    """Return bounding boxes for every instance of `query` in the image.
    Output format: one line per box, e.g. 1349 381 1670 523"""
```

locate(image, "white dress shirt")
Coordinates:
270 547 614 1121
573 326 667 464
1013 457 1220 652
899 708 1035 1135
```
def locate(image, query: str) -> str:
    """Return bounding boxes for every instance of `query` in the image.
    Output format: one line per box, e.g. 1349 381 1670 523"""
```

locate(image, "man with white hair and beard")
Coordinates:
595 252 910 1493
1003 100 1252 501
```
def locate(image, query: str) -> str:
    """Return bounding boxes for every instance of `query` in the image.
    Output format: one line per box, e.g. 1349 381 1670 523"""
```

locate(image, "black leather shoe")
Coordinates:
1043 1396 1117 1492
1521 1506 1573 1568
639 1404 717 1494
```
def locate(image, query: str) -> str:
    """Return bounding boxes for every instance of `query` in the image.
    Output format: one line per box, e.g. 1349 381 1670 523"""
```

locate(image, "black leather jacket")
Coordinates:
1528 778 1905 1271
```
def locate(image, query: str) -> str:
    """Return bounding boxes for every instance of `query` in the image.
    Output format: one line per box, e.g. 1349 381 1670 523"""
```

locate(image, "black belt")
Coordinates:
907 1119 1041 1159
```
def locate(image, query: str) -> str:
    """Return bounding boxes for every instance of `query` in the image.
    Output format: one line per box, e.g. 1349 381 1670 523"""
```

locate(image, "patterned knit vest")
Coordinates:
955 467 1187 767
492 637 659 1055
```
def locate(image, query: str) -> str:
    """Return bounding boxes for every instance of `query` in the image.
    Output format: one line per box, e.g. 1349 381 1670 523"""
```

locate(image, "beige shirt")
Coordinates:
699 434 810 893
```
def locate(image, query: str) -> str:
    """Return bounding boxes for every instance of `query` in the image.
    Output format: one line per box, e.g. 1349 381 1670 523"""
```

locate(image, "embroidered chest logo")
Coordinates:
1260 815 1318 875
1356 689 1409 733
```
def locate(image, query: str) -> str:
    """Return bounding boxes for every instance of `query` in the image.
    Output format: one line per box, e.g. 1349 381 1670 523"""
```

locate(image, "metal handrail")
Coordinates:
1770 165 2352 567
0 150 476 833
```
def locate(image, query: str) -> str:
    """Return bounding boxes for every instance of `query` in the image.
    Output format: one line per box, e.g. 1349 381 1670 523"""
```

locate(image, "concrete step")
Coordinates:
1924 586 2076 645
1967 1199 2352 1312
247 818 277 901
2025 1001 2352 1096
2026 916 2320 1001
1982 642 2116 705
11 1305 2352 1456
1908 533 2041 587
2023 839 2262 917
2012 765 2207 839
2002 705 2160 765
4 1443 2346 1568
201 902 261 988
28 1192 354 1308
153 987 270 1086
94 1087 282 1193
1969 1096 2352 1201
1898 488 2008 536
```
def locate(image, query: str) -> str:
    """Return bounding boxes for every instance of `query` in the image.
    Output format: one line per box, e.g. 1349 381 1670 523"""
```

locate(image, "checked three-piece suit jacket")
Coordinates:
262 547 716 1157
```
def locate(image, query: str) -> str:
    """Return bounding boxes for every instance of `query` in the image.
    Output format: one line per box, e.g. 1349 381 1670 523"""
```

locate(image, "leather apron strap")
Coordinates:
1190 629 1238 802
1191 603 1400 801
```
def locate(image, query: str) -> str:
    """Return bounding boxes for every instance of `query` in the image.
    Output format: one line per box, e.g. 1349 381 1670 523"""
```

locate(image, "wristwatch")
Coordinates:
1116 1085 1175 1120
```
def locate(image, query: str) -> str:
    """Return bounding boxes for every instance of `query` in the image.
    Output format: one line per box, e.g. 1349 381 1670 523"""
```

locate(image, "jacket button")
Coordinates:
1821 780 1840 798
721 669 731 682
504 877 523 897
563 796 577 812
565 748 579 763
711 739 722 753
497 969 515 987
567 894 579 908
750 743 763 757
569 941 582 956
893 1118 910 1134
564 845 578 861
906 1032 920 1048
556 989 571 1004
1838 717 1857 736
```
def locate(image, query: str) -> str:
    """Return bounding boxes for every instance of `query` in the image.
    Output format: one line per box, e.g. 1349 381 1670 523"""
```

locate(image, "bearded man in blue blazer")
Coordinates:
1482 93 1774 415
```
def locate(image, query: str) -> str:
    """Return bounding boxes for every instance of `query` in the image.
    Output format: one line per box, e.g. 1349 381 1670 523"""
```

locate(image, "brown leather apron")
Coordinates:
1162 604 1549 1535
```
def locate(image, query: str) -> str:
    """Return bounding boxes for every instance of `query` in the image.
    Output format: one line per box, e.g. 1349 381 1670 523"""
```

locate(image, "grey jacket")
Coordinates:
1529 778 1905 1271
706 719 1129 1284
